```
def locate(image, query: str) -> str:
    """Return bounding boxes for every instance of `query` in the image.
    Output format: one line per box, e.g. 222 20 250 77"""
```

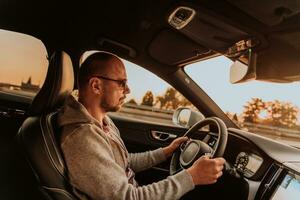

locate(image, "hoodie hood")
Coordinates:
58 95 110 128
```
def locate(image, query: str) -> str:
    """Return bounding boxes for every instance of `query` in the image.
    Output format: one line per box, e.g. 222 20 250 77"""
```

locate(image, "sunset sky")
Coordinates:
0 29 48 86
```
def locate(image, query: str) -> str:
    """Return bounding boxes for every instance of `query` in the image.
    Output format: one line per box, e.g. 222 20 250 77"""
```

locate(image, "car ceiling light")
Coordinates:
168 6 196 29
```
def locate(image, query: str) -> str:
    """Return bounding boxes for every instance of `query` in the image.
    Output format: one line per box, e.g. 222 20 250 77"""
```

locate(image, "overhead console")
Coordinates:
167 5 249 53
148 5 256 65
148 4 264 66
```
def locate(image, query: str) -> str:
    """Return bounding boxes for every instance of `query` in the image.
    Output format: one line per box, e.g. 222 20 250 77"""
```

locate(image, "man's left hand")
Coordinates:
163 136 188 158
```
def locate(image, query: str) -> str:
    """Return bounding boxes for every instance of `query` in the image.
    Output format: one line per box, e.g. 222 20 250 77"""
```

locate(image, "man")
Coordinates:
58 52 225 200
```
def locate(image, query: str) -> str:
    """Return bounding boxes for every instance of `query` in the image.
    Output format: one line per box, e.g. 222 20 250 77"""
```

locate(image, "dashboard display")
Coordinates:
235 152 263 177
271 173 300 200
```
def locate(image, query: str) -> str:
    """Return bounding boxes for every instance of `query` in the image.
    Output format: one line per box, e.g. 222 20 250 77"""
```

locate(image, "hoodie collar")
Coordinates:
59 95 110 129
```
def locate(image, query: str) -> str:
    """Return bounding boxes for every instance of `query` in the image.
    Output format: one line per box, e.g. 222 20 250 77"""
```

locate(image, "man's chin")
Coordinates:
108 105 122 112
103 101 124 112
115 105 122 112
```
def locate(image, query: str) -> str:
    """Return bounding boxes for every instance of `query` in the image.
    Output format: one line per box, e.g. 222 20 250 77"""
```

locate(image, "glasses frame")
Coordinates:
91 75 128 89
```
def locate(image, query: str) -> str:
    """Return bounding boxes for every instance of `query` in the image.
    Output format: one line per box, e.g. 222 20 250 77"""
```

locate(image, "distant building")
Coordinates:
21 77 40 92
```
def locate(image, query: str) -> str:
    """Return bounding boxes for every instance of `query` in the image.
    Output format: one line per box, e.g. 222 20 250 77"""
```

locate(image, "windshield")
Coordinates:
185 56 300 148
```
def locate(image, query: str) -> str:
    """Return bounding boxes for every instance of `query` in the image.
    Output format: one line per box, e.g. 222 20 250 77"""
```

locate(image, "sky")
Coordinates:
0 29 48 86
124 60 171 103
185 56 300 114
1 29 300 118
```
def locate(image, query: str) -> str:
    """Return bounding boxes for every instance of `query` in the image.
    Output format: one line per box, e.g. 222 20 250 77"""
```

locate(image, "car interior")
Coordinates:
1 0 300 200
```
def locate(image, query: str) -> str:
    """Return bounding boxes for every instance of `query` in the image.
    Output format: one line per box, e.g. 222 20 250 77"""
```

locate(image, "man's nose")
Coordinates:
124 84 130 94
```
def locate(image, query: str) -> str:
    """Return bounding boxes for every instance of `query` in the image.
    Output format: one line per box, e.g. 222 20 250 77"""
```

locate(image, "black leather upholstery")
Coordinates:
17 51 77 200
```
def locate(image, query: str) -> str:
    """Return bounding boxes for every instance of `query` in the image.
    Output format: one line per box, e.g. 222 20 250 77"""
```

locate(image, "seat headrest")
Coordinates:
29 51 74 116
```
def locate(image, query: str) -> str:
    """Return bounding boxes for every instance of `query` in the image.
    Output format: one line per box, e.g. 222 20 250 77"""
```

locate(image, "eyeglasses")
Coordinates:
91 75 128 89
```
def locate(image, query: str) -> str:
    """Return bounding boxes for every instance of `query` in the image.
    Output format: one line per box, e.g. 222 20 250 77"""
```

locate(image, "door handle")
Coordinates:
151 130 177 141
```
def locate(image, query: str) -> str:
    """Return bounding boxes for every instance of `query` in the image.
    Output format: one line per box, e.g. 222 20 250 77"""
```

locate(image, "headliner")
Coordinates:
1 0 300 77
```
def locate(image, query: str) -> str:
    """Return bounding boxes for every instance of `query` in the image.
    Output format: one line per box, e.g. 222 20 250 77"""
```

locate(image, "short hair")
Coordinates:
78 52 118 90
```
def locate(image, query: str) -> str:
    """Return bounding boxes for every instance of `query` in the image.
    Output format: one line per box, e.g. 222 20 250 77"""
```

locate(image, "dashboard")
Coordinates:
182 127 300 200
203 131 269 180
227 128 300 200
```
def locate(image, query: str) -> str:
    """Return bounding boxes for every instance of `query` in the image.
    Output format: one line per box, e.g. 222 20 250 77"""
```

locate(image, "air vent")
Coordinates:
257 163 282 199
168 6 196 29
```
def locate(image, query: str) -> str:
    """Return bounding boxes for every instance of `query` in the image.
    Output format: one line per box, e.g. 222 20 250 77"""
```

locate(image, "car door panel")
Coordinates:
111 115 187 152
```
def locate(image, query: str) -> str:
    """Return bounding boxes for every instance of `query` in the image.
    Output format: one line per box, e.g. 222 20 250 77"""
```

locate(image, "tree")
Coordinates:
141 91 154 107
178 96 193 107
266 101 298 128
155 88 179 110
155 87 193 110
242 98 266 123
126 98 137 105
242 98 299 128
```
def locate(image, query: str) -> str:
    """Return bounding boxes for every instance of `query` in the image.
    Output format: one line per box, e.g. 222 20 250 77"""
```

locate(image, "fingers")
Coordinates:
216 170 223 178
199 155 210 160
163 137 189 158
187 156 226 185
208 171 223 184
174 136 188 144
198 156 225 163
211 158 225 170
216 165 224 172
207 174 222 184
199 156 225 174
214 157 226 165
171 136 188 149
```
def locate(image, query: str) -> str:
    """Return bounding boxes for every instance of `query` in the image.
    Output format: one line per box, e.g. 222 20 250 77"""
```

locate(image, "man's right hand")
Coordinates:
186 156 225 185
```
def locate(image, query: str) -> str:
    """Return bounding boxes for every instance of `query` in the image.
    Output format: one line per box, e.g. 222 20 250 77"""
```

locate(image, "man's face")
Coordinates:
99 59 130 112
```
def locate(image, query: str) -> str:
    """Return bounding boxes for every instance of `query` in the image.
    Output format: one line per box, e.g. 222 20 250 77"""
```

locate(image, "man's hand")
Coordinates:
187 156 225 185
163 136 188 158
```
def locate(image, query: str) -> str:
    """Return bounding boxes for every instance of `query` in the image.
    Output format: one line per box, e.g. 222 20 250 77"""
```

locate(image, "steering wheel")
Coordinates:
170 117 228 175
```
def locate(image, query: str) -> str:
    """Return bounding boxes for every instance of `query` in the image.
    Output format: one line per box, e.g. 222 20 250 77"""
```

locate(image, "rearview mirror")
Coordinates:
172 107 205 128
230 50 257 84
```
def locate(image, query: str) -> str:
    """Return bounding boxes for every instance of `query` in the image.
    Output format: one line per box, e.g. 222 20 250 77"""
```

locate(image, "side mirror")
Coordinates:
172 107 205 128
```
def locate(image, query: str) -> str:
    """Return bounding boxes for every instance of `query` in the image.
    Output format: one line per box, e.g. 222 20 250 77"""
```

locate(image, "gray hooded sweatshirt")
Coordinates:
58 95 194 200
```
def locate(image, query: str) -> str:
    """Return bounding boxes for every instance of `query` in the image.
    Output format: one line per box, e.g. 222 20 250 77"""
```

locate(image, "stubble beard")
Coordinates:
101 98 122 113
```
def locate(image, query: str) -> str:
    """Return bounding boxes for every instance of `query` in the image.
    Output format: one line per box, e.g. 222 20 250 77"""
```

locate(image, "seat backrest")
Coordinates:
17 51 77 200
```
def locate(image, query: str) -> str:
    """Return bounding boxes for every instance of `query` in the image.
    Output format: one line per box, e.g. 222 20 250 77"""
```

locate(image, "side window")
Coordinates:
79 51 196 126
116 60 194 126
0 29 48 98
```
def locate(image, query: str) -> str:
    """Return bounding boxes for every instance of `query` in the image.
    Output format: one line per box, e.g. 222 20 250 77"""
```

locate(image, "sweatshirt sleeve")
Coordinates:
128 148 166 173
61 125 195 200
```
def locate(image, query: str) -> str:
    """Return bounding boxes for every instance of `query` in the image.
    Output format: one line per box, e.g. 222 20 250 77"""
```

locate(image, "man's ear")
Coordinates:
89 78 102 94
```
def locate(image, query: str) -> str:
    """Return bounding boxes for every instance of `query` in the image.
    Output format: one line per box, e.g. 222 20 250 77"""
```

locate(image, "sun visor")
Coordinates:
255 32 300 83
148 29 209 65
